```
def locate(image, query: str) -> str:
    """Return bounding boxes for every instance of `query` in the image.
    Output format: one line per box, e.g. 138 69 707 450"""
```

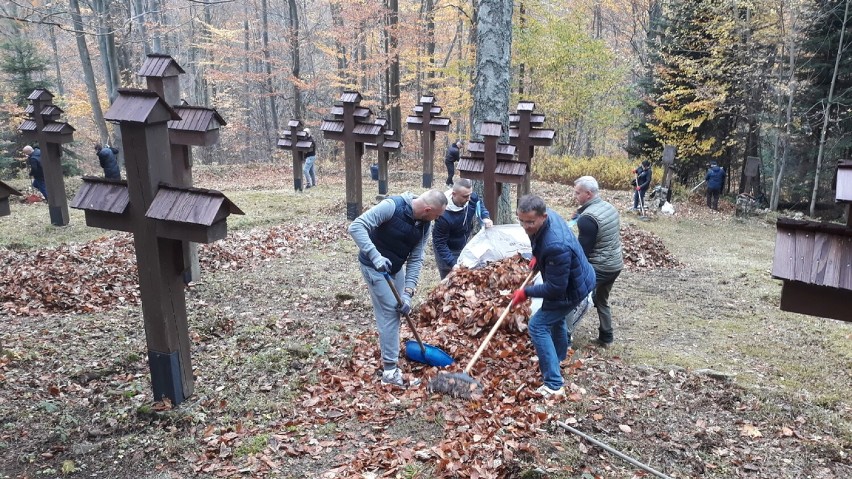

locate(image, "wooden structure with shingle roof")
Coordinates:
771 160 852 322
18 88 75 226
365 118 402 196
277 119 316 192
0 180 23 217
508 101 554 197
406 95 451 188
70 88 243 405
320 91 384 219
458 121 523 217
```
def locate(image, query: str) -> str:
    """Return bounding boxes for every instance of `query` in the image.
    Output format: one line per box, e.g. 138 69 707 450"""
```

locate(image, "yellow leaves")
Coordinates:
740 423 763 438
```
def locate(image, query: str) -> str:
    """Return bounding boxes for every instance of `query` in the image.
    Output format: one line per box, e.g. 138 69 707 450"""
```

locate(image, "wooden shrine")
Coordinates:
509 101 554 197
0 180 23 217
138 53 227 283
771 160 852 322
320 91 383 220
406 95 450 187
277 119 316 192
457 121 523 217
71 88 243 405
18 88 75 225
365 117 402 196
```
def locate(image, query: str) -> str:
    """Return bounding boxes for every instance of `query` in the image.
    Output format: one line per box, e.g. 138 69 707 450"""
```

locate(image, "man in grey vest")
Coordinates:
572 176 624 348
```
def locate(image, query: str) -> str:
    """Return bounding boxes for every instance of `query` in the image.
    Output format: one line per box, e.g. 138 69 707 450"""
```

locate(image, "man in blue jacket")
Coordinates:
95 144 121 179
705 161 725 210
349 189 447 388
512 195 596 397
23 145 47 200
633 160 652 211
443 139 463 186
432 178 493 278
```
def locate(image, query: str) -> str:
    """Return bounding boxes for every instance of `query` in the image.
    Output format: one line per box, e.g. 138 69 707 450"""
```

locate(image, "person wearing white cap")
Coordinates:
303 128 317 189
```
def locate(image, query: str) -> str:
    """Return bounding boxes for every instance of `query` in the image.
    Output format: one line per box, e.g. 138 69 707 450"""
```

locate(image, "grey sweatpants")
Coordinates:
359 263 406 370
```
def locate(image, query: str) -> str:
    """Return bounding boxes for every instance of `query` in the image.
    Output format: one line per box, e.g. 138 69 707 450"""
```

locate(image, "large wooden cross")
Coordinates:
138 53 227 283
320 91 383 220
0 181 23 217
509 101 554 197
365 118 401 196
457 121 523 217
277 119 315 192
18 89 75 226
71 89 243 405
406 95 450 187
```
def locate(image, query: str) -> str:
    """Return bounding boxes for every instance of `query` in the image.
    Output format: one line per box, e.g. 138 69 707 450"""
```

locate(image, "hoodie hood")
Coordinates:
444 189 467 212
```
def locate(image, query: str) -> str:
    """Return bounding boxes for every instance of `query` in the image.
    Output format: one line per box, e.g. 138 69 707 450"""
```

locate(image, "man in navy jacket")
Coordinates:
432 178 493 278
705 161 725 210
513 195 596 397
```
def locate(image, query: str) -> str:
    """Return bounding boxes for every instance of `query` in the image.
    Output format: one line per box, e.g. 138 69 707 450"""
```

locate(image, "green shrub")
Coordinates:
533 154 663 191
0 156 24 180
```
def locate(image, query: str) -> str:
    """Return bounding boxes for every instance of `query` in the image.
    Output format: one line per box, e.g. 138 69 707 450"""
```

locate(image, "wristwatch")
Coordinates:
404 287 416 296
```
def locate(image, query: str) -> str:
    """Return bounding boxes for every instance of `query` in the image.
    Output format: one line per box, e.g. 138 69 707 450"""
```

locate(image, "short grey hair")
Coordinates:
574 176 599 195
452 178 473 191
517 194 546 215
420 189 449 208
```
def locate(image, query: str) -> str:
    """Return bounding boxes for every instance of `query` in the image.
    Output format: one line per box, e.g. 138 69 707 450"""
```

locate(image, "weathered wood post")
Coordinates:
320 91 383 220
277 119 315 192
405 95 451 188
457 121 524 217
509 101 555 198
71 89 243 405
365 118 401 196
743 156 760 196
138 54 227 283
18 89 75 226
0 181 23 217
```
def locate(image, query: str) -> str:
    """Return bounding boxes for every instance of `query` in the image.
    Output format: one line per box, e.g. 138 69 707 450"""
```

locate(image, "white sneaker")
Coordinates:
381 368 421 388
535 385 565 397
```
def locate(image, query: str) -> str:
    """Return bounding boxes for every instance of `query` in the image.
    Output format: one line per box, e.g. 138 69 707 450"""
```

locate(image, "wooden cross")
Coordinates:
320 91 383 220
457 121 523 217
277 119 315 191
0 180 23 217
509 101 554 198
405 95 451 187
18 89 75 226
138 53 227 283
71 88 243 405
365 118 402 196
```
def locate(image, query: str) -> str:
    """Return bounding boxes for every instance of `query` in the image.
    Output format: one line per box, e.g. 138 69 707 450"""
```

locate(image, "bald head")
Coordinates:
412 189 448 221
22 145 34 155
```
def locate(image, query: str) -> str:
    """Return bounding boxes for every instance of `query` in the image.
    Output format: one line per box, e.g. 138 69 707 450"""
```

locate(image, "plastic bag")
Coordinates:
661 201 675 215
457 224 532 269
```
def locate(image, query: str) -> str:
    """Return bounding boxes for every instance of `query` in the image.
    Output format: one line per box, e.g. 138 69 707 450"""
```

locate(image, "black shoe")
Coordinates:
591 339 613 349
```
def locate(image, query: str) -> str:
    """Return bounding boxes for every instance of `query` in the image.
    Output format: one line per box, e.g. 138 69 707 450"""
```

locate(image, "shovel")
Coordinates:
382 273 454 368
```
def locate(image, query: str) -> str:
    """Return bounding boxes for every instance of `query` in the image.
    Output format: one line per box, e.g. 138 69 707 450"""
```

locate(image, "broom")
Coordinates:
428 269 536 399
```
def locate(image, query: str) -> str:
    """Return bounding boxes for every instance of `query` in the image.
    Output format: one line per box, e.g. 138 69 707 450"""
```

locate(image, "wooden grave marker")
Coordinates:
71 88 243 405
406 95 451 187
365 117 402 196
457 121 523 217
0 180 23 217
277 119 315 192
509 101 554 197
18 88 75 225
320 91 383 220
138 53 227 283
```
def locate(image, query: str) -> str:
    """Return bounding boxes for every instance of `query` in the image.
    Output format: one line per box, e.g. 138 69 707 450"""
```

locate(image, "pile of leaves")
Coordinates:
417 256 532 337
0 223 349 316
621 223 682 270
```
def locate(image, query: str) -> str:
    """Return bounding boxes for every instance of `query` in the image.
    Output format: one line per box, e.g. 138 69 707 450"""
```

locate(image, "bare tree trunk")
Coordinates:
330 2 348 84
93 0 121 103
472 0 514 223
150 0 164 52
48 25 64 96
288 0 303 119
810 0 848 217
425 0 436 83
243 3 252 149
260 0 279 137
133 0 150 54
388 0 401 133
69 0 109 144
517 2 525 96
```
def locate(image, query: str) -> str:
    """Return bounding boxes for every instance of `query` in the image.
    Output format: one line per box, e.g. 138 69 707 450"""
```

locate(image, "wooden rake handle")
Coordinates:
464 269 536 374
383 272 426 356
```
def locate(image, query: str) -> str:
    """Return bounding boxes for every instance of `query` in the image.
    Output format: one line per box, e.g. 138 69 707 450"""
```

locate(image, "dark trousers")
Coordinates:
633 188 648 209
445 160 456 186
593 268 621 343
707 189 721 210
32 178 48 200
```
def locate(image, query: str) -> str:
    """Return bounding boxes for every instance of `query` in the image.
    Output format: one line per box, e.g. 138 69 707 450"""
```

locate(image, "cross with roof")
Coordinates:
406 94 451 187
137 53 227 283
277 119 316 191
71 88 243 406
320 91 384 220
18 88 76 225
509 101 555 198
457 121 524 217
365 117 402 196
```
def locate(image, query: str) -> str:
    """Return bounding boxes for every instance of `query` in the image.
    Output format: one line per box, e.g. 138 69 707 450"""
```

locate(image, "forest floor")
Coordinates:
0 162 850 479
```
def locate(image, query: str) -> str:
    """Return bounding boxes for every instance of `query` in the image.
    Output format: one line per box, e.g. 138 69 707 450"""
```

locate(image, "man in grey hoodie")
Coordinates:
348 190 448 388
